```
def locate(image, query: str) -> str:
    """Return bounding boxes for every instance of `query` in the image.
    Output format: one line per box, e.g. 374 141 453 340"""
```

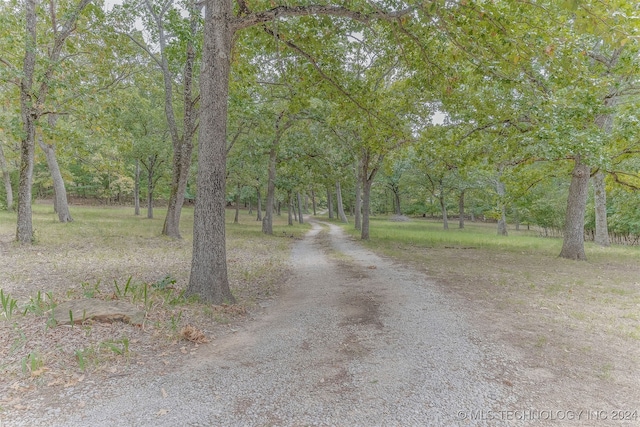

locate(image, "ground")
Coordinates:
1 213 639 426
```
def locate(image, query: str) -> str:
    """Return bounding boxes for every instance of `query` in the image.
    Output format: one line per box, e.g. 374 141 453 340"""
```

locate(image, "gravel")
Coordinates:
9 220 517 426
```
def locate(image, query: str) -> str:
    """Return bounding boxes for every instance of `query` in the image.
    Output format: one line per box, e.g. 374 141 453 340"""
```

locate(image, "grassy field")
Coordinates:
333 215 640 410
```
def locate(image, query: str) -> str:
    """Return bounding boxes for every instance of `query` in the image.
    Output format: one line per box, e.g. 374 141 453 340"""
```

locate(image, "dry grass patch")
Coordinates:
0 203 307 415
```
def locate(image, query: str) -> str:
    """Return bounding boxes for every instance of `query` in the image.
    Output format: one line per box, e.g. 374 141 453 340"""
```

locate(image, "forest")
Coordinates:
1 0 639 304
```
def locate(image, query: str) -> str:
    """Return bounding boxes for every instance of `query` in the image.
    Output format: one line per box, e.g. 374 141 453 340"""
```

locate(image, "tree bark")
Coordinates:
458 189 465 229
0 143 13 211
134 160 140 216
336 182 348 223
559 159 590 260
593 171 610 247
297 192 304 224
187 0 235 304
38 135 72 222
16 0 37 243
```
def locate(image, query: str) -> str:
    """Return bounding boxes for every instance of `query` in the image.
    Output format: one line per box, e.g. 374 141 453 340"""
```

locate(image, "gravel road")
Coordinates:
50 220 514 426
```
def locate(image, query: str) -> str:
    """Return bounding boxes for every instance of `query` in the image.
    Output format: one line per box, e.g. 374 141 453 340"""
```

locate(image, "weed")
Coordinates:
100 337 130 357
23 291 55 316
81 280 101 298
152 275 176 290
21 351 44 376
0 289 18 321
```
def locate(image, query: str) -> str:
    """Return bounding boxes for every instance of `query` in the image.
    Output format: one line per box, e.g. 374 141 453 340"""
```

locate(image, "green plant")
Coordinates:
1 289 18 321
21 351 44 375
81 280 101 298
23 290 55 316
152 275 176 290
100 337 130 356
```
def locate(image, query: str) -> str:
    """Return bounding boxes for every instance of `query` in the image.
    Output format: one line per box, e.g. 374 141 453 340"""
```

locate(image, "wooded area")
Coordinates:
1 0 639 303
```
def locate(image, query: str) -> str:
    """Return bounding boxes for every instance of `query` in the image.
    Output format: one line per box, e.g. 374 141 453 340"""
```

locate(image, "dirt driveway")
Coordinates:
5 220 639 426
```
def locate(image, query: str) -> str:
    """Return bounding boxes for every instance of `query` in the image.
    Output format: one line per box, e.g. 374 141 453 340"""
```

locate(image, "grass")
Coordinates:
0 201 309 391
329 214 640 393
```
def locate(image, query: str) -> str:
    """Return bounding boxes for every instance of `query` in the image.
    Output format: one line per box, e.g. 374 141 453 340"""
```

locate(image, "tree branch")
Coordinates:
233 5 414 32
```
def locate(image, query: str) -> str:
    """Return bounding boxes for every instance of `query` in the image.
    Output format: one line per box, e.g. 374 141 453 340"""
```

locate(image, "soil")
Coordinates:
1 218 639 426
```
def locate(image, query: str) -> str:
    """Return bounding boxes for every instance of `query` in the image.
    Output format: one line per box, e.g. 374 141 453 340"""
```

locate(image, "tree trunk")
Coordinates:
0 143 13 211
593 171 610 247
187 0 235 304
440 195 449 230
262 144 276 234
147 157 154 219
496 179 508 236
134 160 140 216
256 187 262 221
458 189 465 229
311 188 317 216
16 0 37 244
393 186 401 215
559 159 590 260
297 192 304 224
354 162 362 231
38 136 72 222
287 192 293 225
361 150 381 240
336 182 348 223
234 184 240 224
327 187 334 219
361 176 373 240
159 1 198 239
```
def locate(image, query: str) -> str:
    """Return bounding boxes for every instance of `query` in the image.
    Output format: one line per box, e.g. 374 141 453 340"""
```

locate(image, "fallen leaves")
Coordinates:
180 324 209 344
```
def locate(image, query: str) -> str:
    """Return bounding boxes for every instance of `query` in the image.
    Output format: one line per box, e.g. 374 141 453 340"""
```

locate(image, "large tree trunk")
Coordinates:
458 189 465 229
559 159 590 260
593 171 610 247
354 162 362 231
336 182 348 223
297 192 304 224
134 160 140 216
187 0 235 304
496 179 508 236
38 136 72 222
0 143 13 211
16 0 37 244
